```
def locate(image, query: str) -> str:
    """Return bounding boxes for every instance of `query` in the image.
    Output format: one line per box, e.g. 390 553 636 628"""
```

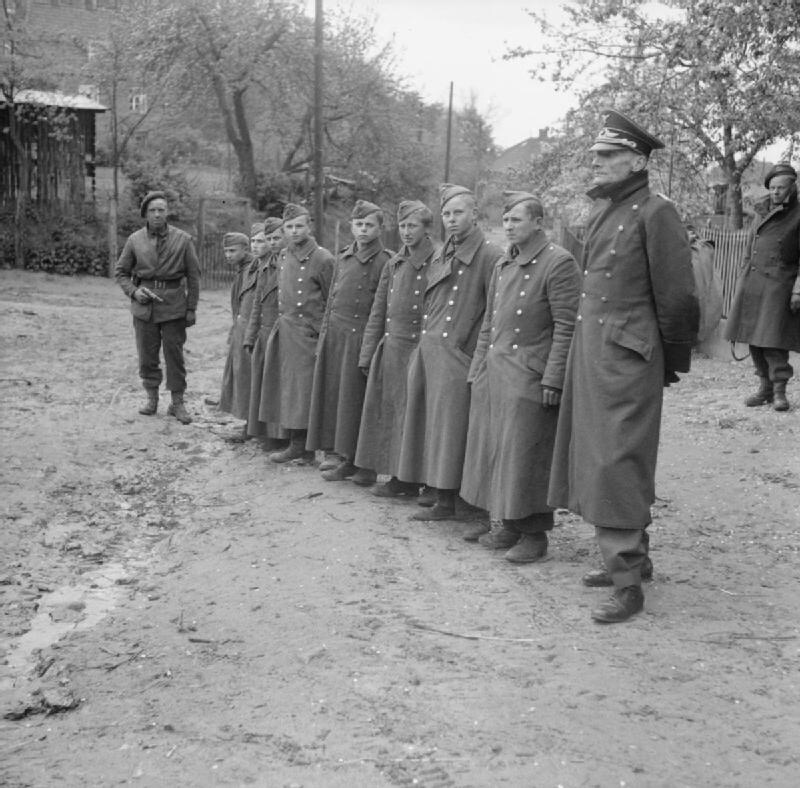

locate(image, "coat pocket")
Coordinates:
608 323 654 362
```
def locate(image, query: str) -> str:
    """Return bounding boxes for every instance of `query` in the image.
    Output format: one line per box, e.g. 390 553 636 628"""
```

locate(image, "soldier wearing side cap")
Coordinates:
724 162 800 412
397 184 504 521
114 190 201 424
218 230 257 436
547 110 698 623
306 200 393 484
461 192 580 560
244 217 287 446
259 203 334 463
355 200 438 498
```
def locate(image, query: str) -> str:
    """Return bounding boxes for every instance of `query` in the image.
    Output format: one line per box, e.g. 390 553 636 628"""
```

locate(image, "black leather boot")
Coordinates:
745 377 773 407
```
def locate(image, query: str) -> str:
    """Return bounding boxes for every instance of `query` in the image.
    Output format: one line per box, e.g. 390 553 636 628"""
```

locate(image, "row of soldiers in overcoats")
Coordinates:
217 109 700 624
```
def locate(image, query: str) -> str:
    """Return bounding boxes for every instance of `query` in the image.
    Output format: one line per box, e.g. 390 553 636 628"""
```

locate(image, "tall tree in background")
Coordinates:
507 0 800 228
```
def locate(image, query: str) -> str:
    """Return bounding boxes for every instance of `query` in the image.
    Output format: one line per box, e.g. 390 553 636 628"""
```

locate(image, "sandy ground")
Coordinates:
1 269 799 788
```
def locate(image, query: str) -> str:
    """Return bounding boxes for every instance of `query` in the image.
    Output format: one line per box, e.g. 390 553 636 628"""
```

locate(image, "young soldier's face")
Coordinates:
503 203 542 247
352 214 382 246
441 196 476 240
250 232 268 259
223 245 248 265
284 216 311 245
399 215 427 248
266 228 285 252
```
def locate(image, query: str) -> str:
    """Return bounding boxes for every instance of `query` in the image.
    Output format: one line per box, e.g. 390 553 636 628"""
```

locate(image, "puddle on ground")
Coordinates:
1 562 128 690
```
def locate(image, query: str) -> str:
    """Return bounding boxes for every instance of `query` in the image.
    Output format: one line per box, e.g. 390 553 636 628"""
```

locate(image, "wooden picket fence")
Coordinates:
560 225 750 318
198 231 235 290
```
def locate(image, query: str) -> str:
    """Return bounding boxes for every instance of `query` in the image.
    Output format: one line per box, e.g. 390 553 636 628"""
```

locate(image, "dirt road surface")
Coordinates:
1 270 799 788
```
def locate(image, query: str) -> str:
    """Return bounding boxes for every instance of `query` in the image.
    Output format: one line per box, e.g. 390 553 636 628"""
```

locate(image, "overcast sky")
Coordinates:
308 0 574 149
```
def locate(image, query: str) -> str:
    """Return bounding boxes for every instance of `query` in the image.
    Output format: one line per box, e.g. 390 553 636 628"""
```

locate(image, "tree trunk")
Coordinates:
725 172 744 230
232 88 257 204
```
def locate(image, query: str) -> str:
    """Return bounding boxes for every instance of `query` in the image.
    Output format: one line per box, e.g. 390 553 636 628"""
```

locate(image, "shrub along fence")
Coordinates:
197 231 234 290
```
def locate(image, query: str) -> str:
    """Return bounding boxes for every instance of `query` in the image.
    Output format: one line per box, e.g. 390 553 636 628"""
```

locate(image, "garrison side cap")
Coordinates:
502 190 543 215
590 109 665 156
439 183 473 209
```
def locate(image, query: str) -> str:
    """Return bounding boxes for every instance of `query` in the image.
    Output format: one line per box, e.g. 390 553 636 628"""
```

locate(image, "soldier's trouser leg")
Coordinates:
763 348 792 383
509 511 554 534
160 318 188 393
134 317 163 391
596 527 647 589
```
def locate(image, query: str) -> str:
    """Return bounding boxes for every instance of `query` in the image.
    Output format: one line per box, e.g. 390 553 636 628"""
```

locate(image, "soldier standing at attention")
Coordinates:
355 200 437 497
725 162 800 412
114 191 200 425
548 110 698 623
306 200 393 484
244 218 286 446
218 231 257 436
259 204 334 464
461 192 580 558
397 184 503 521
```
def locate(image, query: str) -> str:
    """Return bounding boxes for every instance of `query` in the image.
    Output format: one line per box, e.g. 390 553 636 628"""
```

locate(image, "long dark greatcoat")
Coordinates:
306 238 392 457
548 170 698 529
724 190 800 351
244 252 283 437
460 235 580 519
219 254 258 420
258 238 334 431
354 236 436 476
397 226 503 490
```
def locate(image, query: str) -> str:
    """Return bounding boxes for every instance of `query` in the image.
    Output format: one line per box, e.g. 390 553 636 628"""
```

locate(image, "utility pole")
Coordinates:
444 81 454 182
313 0 325 245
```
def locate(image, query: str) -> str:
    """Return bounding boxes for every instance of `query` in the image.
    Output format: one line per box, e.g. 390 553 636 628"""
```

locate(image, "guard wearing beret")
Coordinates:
259 203 335 463
306 200 393 483
724 162 800 411
218 230 258 435
244 218 287 445
354 200 437 497
397 184 503 520
547 110 699 623
461 192 580 559
114 191 201 424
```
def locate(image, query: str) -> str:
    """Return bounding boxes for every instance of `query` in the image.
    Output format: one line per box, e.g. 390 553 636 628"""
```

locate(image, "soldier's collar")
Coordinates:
586 169 649 202
506 232 549 266
402 235 434 269
445 225 482 264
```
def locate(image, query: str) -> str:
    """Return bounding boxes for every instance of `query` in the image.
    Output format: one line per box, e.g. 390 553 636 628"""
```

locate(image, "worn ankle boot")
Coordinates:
773 381 789 412
745 377 773 407
167 392 192 424
139 388 159 416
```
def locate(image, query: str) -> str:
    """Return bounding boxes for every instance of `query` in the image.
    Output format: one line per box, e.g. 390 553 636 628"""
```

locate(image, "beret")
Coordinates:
351 199 382 219
283 203 309 220
250 222 266 236
439 183 473 209
589 109 664 157
222 232 250 248
502 190 543 215
397 200 431 222
263 217 284 234
764 162 797 188
140 190 168 217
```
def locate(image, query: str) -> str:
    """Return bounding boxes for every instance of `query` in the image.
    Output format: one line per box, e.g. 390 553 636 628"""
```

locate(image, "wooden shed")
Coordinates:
0 89 106 211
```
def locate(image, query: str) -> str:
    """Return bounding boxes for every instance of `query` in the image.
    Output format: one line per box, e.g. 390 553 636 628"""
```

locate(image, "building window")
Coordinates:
129 90 148 114
79 84 100 103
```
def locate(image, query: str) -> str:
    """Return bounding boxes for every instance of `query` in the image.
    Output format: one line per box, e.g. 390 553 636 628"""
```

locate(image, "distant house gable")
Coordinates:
490 129 558 173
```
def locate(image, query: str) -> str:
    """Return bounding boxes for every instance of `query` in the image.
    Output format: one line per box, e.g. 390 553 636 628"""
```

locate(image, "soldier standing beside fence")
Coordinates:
218 231 257 437
259 203 334 464
724 162 800 412
548 110 698 624
114 191 200 424
244 218 286 447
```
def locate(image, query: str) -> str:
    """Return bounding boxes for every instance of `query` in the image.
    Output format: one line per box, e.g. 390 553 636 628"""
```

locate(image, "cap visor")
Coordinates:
590 141 631 152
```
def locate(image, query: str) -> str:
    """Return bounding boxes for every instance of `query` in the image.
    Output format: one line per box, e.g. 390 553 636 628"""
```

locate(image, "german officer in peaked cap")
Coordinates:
548 109 699 623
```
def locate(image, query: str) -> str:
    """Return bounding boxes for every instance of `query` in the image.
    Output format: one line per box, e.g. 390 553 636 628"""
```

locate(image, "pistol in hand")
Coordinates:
139 286 164 303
